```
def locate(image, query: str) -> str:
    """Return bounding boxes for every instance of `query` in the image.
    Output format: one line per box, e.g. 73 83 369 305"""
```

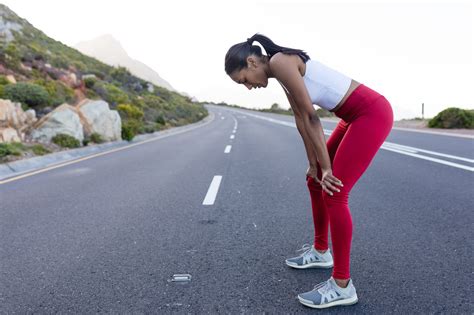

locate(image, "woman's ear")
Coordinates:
246 56 257 68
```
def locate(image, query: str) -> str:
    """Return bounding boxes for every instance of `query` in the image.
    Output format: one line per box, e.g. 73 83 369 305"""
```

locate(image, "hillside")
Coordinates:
0 3 207 138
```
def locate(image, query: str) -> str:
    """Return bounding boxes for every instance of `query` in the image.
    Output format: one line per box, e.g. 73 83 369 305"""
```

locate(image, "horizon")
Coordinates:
1 0 472 120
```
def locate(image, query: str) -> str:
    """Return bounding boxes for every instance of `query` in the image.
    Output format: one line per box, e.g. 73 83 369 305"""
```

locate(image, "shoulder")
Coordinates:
269 52 306 78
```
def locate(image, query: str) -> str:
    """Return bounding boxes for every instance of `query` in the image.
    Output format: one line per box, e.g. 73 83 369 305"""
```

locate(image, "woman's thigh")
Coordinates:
331 101 393 192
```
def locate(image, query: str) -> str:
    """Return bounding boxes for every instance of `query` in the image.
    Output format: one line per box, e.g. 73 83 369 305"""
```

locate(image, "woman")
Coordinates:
224 33 393 309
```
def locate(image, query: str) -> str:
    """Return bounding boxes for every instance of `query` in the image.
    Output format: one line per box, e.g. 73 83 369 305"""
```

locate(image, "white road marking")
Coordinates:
230 135 235 139
203 175 223 205
382 147 474 171
391 127 474 139
383 142 474 163
224 145 232 153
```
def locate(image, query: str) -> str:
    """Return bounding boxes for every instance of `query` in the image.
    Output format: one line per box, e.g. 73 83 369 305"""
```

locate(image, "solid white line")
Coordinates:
224 145 232 153
382 148 474 171
230 135 235 139
381 143 419 154
203 175 223 205
391 127 474 139
384 142 474 163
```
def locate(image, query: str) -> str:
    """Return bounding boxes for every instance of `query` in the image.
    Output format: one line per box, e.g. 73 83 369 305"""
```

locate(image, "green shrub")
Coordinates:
3 82 51 107
0 142 24 157
104 83 130 105
155 114 166 125
33 79 75 106
90 132 104 144
84 77 97 89
31 144 51 155
0 75 11 85
5 43 21 70
52 133 81 148
121 120 141 141
117 103 144 120
428 107 474 129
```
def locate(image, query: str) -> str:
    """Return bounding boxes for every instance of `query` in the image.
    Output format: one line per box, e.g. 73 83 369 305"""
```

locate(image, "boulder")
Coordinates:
77 99 122 141
0 127 21 142
30 104 84 144
0 99 36 143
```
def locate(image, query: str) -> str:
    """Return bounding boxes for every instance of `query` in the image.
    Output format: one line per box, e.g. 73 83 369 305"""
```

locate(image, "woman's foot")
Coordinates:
298 276 358 309
285 244 334 269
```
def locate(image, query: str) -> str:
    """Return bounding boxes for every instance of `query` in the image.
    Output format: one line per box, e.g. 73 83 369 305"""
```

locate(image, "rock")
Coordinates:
77 99 122 141
30 104 84 144
0 127 21 142
0 99 36 143
6 75 16 84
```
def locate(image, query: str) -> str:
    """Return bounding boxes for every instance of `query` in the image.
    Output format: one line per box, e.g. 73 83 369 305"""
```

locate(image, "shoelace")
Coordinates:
318 281 333 295
296 243 312 254
313 280 328 291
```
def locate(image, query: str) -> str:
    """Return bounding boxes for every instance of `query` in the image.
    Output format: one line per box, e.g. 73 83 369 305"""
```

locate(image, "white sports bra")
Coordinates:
302 59 352 111
280 59 352 110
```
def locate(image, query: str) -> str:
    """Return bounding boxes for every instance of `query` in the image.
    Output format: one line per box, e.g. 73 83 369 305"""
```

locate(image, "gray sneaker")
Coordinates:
285 244 334 269
298 276 359 309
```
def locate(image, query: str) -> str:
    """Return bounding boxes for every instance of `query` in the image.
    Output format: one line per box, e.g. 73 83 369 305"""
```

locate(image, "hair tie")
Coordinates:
246 38 253 46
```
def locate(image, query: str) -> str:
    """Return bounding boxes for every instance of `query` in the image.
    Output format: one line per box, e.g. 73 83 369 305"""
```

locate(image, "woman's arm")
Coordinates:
270 54 343 194
280 83 318 167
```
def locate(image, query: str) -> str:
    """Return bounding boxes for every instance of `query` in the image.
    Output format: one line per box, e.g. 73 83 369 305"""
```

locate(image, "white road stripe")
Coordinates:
382 143 418 153
203 176 223 205
230 135 235 139
382 148 474 171
383 142 474 163
224 145 232 153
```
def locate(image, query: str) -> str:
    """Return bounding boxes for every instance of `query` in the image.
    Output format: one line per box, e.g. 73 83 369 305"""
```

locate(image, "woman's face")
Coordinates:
229 55 268 90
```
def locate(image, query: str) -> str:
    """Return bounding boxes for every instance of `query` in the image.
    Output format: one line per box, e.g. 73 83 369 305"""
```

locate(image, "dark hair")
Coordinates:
225 33 310 75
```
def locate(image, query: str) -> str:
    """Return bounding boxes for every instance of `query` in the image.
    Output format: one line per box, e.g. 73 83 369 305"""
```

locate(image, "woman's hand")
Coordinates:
306 165 323 184
320 168 343 196
306 165 317 178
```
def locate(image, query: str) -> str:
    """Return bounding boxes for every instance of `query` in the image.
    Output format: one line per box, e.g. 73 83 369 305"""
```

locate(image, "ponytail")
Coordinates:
225 33 310 75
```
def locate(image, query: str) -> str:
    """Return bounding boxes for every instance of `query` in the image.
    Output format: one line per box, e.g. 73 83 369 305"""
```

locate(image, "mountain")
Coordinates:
74 34 177 93
0 3 207 140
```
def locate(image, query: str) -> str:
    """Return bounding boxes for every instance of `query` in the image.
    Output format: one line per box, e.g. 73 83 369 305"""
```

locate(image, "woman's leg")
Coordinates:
323 97 393 282
307 119 350 252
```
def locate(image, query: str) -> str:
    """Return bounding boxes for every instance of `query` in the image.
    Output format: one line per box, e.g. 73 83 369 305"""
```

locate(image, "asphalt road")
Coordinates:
1 104 473 314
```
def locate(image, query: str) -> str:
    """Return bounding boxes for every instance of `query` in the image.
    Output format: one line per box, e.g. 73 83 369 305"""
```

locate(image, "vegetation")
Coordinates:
0 142 23 158
2 82 50 107
0 3 208 153
52 133 81 148
428 107 474 129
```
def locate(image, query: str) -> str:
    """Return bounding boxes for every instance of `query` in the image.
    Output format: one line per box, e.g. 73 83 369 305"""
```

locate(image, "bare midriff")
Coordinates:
329 79 361 113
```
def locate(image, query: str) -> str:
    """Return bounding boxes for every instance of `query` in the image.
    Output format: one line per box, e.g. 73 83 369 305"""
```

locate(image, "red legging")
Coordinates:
306 84 393 280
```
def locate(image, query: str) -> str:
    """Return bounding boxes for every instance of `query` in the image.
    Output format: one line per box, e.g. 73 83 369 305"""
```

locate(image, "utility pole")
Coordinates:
422 103 424 120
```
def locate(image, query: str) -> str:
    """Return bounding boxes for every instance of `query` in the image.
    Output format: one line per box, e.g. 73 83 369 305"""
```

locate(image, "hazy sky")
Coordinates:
2 0 473 120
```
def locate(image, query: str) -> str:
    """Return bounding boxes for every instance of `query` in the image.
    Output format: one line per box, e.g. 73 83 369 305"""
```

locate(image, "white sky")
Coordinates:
2 0 473 120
